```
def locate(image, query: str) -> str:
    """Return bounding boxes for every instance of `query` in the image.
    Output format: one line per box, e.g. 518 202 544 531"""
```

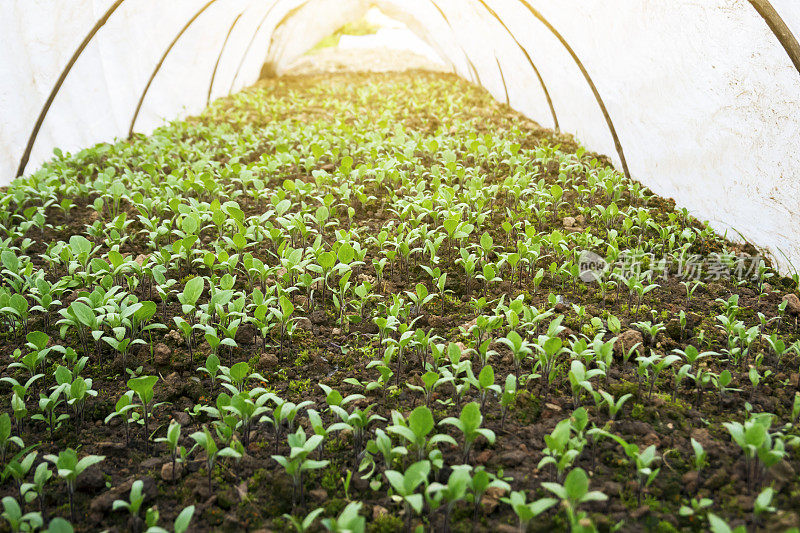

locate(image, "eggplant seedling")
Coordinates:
189 426 241 493
43 449 104 522
271 427 329 510
1 495 43 533
388 405 456 463
501 490 556 533
320 501 365 533
154 420 185 483
541 468 607 530
426 467 470 533
112 479 145 521
127 376 161 439
283 507 324 533
439 402 495 463
385 460 430 532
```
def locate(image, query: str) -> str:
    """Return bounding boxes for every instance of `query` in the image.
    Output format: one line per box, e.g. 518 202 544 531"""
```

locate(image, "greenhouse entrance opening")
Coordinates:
283 7 448 75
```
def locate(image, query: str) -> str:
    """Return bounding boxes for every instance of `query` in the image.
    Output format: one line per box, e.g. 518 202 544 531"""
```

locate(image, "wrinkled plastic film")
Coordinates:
1 0 798 270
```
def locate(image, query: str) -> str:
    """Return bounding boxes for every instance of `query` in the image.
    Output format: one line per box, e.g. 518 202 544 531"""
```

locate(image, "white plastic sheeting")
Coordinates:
1 0 799 271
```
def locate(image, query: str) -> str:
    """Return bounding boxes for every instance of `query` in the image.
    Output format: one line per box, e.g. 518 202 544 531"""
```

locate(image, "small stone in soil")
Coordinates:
614 329 644 356
259 353 279 369
154 342 171 365
160 461 184 481
498 448 528 466
783 293 800 315
173 410 191 426
309 488 327 501
235 323 257 345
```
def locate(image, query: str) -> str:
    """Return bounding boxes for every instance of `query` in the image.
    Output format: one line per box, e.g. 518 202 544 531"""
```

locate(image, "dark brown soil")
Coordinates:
0 71 798 533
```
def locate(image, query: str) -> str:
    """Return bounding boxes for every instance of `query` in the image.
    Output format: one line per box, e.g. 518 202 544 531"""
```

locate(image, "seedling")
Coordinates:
541 468 607 531
271 427 329 510
467 364 501 411
112 479 145 518
500 490 556 533
261 398 313 452
320 501 365 533
679 497 713 520
567 360 604 407
538 416 586 481
500 374 517 429
154 420 185 483
174 276 204 360
595 390 632 421
104 391 138 446
535 335 564 400
723 413 790 490
753 487 776 523
439 402 495 463
43 449 104 522
144 505 195 533
388 406 456 463
189 426 241 493
283 508 324 533
406 370 450 407
197 353 221 388
691 438 708 479
385 460 430 532
498 330 533 379
426 467 470 532
127 375 160 438
32 384 69 441
681 280 703 303
636 350 680 400
1 496 43 533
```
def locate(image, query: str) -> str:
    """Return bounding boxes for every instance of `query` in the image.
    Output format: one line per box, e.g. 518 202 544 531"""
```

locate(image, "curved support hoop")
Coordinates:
262 1 316 67
128 0 221 138
495 55 510 105
228 1 282 93
465 56 482 86
514 0 630 179
208 11 245 107
748 0 800 75
16 0 126 177
269 2 311 43
474 0 559 131
427 0 483 84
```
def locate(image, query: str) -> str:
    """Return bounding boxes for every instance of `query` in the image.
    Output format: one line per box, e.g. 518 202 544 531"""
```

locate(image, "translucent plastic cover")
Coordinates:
1 0 798 269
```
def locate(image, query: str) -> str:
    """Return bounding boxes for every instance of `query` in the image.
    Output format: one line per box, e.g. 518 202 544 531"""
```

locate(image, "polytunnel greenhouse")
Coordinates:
2 0 800 531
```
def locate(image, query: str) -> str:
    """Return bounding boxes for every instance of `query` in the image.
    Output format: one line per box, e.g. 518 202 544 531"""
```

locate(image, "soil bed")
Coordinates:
1 70 799 532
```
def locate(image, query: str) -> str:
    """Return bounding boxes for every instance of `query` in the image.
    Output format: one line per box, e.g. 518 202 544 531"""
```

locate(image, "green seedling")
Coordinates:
272 427 329 510
127 376 160 438
43 449 104 522
500 490 557 533
189 426 241 493
541 468 607 531
388 405 456 463
154 420 185 483
112 479 145 518
439 402 495 463
320 501 365 533
385 460 430 532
